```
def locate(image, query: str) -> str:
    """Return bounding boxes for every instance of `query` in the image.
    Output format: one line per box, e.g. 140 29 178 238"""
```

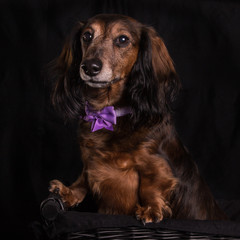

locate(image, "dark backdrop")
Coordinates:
0 0 239 239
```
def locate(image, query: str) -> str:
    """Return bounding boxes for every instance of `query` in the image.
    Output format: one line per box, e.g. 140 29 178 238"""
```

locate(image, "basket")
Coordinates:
37 193 240 240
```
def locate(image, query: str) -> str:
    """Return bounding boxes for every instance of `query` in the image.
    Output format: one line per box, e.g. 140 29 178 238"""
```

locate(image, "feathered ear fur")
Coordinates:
128 26 180 127
51 22 85 119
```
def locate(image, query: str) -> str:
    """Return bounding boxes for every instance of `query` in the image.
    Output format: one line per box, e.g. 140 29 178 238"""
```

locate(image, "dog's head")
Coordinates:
79 15 140 89
52 14 180 127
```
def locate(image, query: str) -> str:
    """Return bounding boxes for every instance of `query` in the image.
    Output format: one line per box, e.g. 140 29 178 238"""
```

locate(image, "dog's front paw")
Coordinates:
49 179 68 194
49 179 79 207
136 204 164 224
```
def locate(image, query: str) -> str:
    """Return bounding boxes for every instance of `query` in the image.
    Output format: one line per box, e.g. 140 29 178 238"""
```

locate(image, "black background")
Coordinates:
0 0 239 239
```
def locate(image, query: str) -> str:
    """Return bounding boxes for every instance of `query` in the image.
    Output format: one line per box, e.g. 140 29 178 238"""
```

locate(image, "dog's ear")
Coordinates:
128 26 180 127
149 27 180 103
51 21 85 119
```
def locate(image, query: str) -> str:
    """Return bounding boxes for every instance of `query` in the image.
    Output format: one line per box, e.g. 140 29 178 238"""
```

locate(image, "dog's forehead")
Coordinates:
85 15 140 37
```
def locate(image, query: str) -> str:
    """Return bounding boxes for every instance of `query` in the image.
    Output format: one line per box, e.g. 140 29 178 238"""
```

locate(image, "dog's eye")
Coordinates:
82 32 93 42
115 35 130 47
118 35 129 43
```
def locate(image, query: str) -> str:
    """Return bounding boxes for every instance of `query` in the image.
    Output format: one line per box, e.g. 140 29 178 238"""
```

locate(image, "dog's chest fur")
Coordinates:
77 120 176 214
78 121 144 214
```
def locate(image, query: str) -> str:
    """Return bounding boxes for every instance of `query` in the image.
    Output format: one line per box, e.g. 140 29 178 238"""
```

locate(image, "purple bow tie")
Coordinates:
83 104 131 132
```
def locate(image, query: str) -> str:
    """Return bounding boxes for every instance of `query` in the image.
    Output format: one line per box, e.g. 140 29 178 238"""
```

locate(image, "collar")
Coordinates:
83 103 132 132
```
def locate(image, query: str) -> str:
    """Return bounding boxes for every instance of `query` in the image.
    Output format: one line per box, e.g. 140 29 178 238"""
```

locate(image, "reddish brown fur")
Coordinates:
49 14 227 222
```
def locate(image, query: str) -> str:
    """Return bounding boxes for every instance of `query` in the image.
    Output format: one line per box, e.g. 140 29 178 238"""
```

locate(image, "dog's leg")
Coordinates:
49 170 88 208
136 179 173 223
136 156 177 223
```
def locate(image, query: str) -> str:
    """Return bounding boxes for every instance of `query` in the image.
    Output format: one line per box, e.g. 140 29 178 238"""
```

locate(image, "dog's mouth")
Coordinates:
84 78 121 88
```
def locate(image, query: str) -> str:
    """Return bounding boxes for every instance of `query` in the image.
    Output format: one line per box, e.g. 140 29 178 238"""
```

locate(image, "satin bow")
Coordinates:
84 105 117 132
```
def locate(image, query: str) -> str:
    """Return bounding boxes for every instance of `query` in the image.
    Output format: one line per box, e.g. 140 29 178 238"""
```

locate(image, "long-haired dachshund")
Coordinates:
49 14 226 222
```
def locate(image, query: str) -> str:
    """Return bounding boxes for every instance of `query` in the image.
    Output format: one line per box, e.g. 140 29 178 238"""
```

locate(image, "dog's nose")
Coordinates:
81 58 102 76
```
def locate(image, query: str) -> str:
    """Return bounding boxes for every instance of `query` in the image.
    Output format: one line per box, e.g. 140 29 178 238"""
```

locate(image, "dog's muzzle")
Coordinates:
80 58 121 88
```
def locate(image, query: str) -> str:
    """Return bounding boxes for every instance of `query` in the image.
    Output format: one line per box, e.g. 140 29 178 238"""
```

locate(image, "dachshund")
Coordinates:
49 14 226 223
